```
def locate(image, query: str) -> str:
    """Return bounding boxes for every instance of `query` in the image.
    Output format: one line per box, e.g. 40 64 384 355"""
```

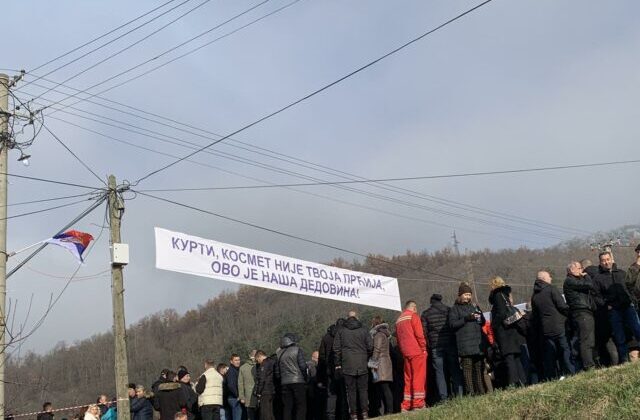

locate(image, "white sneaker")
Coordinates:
559 376 566 381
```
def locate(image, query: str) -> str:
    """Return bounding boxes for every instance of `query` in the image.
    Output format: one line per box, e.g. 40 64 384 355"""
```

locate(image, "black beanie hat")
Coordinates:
177 369 189 381
430 293 443 302
458 283 473 296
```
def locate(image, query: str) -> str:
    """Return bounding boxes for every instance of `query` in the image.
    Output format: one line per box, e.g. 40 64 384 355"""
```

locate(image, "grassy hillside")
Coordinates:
391 363 640 420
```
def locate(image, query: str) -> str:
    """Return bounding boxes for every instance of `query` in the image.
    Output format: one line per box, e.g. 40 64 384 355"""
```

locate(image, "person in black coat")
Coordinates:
317 319 348 420
255 351 276 420
153 371 188 420
488 277 526 387
563 261 598 370
177 370 198 420
592 251 640 364
421 293 463 401
449 283 487 395
333 316 373 419
531 271 575 379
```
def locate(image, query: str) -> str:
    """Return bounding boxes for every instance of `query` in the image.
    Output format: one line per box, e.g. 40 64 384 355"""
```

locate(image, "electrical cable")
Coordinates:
31 0 212 102
26 0 180 75
46 0 301 115
0 172 100 190
2 198 94 221
19 79 590 236
43 112 567 240
132 0 495 185
8 191 99 207
137 159 640 190
136 190 464 281
7 194 107 279
40 120 106 186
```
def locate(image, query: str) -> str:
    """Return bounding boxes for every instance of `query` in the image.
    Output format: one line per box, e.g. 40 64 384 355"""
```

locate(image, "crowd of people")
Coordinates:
35 247 640 420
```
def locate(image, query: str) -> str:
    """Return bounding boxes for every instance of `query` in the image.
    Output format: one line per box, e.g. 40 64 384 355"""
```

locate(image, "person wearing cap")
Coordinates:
625 244 640 309
489 276 527 386
395 300 427 412
449 282 487 395
421 293 463 401
275 333 308 420
178 369 198 420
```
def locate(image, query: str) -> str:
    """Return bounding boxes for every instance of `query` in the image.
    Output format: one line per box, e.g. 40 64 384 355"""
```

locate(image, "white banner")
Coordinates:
155 227 401 311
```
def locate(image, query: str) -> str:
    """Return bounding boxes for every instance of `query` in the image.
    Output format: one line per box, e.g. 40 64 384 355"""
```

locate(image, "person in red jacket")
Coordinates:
395 300 428 411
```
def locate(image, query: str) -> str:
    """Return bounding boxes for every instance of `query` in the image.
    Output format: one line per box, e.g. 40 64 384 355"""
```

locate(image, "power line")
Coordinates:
42 111 567 240
8 192 98 207
32 0 212 102
19 77 589 237
41 121 106 186
35 0 272 110
26 0 181 75
133 0 495 184
1 173 100 190
3 198 94 221
7 195 108 279
136 191 464 281
135 158 640 190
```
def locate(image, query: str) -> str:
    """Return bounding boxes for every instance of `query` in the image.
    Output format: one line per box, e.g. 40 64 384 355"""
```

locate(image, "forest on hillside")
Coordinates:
4 240 639 412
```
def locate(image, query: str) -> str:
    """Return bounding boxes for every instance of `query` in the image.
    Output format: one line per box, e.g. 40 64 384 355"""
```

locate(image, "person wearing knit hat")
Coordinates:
458 283 473 296
178 369 197 419
449 282 487 395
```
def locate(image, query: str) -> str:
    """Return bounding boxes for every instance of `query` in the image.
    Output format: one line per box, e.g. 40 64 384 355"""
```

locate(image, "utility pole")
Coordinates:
108 175 130 420
452 231 461 256
0 73 9 420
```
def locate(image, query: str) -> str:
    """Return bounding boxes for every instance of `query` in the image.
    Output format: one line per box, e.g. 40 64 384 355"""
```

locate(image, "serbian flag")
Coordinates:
45 230 94 263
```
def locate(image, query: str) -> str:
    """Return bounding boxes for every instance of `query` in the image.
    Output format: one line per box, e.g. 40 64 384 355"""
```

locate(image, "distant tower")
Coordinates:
452 231 461 256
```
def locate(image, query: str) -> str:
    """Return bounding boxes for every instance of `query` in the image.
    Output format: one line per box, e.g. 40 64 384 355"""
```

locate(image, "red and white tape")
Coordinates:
10 398 129 418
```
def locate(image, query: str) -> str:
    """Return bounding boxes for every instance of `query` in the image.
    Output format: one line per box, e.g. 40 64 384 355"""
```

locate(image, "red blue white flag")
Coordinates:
45 230 94 263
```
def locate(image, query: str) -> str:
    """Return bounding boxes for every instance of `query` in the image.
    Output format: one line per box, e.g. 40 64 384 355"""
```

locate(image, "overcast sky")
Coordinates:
2 0 639 353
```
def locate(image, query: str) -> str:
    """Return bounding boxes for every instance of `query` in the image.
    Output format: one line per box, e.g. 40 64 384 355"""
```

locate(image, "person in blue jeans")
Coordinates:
531 270 575 379
225 354 244 420
593 251 640 364
421 293 463 401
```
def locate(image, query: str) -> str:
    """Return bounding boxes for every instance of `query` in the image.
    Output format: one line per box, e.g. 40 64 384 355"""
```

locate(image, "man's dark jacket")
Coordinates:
531 279 569 337
421 301 455 352
593 264 632 310
255 355 276 396
226 365 240 398
130 397 153 420
563 273 596 312
153 382 187 420
333 317 373 376
317 324 337 385
180 382 198 419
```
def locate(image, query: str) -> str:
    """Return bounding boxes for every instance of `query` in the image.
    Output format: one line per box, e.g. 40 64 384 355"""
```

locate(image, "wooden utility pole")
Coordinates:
108 175 130 420
0 73 9 420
